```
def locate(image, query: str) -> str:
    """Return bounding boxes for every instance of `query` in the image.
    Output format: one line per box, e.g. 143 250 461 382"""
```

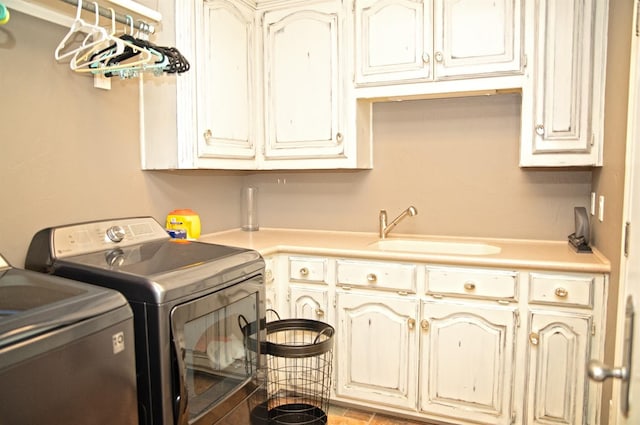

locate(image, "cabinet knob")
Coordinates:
316 309 325 317
422 52 430 64
420 319 430 332
434 51 444 63
366 273 377 283
463 282 476 291
203 129 213 141
336 132 343 144
529 332 539 345
535 124 545 136
407 318 416 330
554 287 568 298
299 267 309 277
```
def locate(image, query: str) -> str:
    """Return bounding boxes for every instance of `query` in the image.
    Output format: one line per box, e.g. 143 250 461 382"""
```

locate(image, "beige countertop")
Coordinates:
199 228 611 273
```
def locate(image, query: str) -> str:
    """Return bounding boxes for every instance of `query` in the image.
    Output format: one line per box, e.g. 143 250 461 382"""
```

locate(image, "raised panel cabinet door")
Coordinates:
419 301 517 425
335 291 419 409
198 0 256 160
262 1 345 160
433 0 522 79
526 311 591 425
531 0 594 155
289 285 330 323
354 0 433 85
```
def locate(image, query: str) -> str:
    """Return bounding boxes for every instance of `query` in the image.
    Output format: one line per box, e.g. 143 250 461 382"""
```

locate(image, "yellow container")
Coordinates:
166 209 201 240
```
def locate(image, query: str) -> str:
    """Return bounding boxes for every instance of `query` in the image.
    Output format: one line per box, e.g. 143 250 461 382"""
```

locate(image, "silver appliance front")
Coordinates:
25 217 266 425
0 253 138 425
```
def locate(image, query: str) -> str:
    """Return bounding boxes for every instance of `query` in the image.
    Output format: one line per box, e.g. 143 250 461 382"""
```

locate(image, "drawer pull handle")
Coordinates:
366 273 377 283
464 282 476 291
529 332 539 346
299 267 309 277
408 318 416 330
316 309 325 317
421 319 430 332
555 287 568 298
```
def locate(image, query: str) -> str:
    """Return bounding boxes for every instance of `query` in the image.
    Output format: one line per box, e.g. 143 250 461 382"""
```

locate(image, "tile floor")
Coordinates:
327 405 431 425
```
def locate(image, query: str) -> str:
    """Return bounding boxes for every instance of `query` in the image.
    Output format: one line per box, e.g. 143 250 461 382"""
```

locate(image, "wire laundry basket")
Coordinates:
242 314 334 425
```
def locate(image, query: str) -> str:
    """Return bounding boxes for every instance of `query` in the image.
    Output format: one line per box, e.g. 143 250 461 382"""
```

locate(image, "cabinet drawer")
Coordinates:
426 266 518 300
528 273 594 308
336 259 416 293
289 257 327 283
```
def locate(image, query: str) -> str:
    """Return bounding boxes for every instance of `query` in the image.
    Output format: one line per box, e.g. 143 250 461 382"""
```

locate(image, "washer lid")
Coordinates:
52 239 262 303
0 267 127 349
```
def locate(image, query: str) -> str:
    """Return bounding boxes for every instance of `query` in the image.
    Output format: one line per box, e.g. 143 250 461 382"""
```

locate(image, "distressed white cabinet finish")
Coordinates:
524 271 606 425
526 311 591 425
420 301 517 425
335 291 419 409
262 1 346 162
354 0 432 84
143 0 372 170
433 0 522 79
286 256 332 323
265 253 607 424
197 0 256 164
353 0 522 86
289 285 330 322
263 256 279 314
520 0 609 166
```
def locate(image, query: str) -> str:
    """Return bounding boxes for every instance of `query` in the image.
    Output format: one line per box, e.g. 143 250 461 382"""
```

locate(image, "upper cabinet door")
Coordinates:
354 0 433 85
520 0 608 166
262 1 345 161
534 0 590 152
198 0 257 161
433 0 522 79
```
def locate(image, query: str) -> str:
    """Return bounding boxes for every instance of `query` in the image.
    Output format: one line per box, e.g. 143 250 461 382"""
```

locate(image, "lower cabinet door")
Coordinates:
526 311 591 425
288 284 330 323
335 291 419 410
419 301 517 425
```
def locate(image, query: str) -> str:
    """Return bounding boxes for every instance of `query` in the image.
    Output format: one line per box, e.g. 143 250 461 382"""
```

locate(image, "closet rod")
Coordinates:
60 0 159 33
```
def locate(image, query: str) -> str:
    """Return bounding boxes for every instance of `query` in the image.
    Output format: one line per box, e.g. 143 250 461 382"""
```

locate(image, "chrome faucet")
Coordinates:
379 206 418 239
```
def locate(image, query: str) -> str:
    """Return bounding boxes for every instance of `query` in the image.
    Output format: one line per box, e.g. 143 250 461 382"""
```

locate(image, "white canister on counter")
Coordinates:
241 186 259 231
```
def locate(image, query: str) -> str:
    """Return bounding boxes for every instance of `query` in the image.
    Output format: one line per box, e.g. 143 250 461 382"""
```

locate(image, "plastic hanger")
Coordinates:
70 7 126 71
76 15 154 76
54 0 110 61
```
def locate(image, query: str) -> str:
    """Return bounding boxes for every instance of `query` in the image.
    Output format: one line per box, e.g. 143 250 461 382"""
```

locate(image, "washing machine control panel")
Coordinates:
52 217 170 257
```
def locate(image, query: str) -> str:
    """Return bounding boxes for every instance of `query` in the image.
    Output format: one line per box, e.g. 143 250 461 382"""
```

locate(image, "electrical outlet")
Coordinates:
590 192 596 215
598 195 605 222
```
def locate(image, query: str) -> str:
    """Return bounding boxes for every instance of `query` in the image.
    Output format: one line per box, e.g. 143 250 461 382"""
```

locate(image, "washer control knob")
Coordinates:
106 225 126 243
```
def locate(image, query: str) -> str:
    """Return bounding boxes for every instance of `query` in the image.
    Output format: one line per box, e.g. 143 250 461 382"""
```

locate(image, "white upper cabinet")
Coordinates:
434 0 521 79
143 0 372 170
354 0 433 84
262 2 347 163
198 0 256 163
520 0 609 167
353 0 523 89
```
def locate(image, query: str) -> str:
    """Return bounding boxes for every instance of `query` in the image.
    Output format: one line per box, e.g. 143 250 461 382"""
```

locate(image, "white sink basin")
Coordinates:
371 239 501 256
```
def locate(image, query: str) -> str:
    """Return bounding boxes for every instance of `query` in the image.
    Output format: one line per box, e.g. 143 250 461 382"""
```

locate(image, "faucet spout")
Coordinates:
379 206 418 239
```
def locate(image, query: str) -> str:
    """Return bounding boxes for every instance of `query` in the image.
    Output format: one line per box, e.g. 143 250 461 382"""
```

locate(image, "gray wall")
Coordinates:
1 9 591 268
